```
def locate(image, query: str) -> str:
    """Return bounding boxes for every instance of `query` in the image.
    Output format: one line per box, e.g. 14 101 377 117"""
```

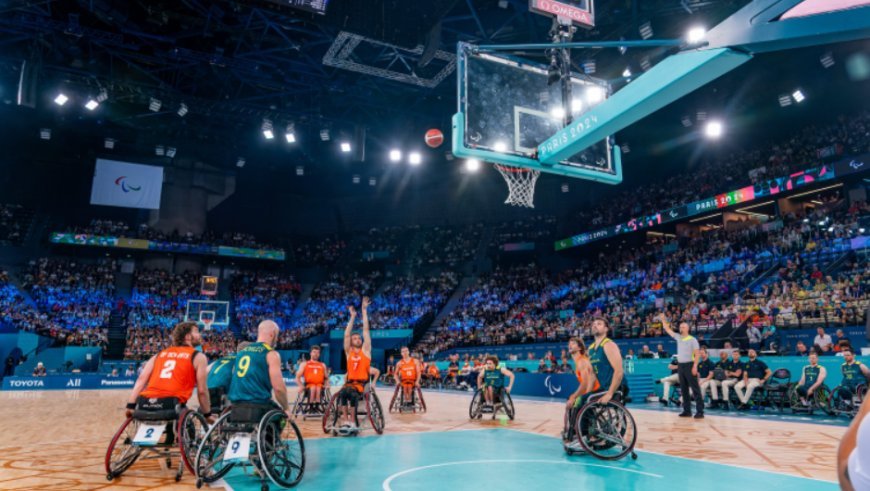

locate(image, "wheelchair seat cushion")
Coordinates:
134 396 181 421
229 402 277 424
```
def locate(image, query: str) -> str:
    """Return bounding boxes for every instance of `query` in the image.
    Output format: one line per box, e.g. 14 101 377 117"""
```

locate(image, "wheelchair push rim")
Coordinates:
105 417 143 479
194 411 236 484
577 401 638 461
469 389 484 420
367 391 386 435
179 409 209 476
258 410 306 488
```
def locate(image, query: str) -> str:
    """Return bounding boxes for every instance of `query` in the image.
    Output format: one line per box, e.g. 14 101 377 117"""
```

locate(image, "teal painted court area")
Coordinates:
219 429 836 491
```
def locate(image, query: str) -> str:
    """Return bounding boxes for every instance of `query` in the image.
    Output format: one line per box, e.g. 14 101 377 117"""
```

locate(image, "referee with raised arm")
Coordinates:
659 314 704 419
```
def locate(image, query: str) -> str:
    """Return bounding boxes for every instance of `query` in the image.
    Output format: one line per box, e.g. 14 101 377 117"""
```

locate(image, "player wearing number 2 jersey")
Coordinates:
227 320 290 414
125 321 211 418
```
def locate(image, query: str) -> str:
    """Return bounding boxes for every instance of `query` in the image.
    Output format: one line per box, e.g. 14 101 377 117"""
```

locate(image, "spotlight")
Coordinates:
340 142 351 153
104 138 115 149
696 111 707 121
582 60 596 74
369 177 377 186
155 145 165 156
571 99 583 113
53 93 68 106
618 38 627 55
827 226 834 233
389 149 402 162
39 128 51 140
465 159 481 172
818 220 826 226
687 26 706 44
820 52 835 69
792 89 805 103
493 141 508 152
640 57 651 71
586 86 605 103
236 157 246 168
622 68 632 78
352 174 360 184
96 89 108 103
550 107 566 120
85 99 99 111
177 103 188 117
409 152 422 165
296 165 304 176
320 129 330 141
285 124 296 143
778 94 793 107
262 119 274 140
704 120 723 139
561 183 569 193
639 22 653 40
166 147 177 158
860 228 866 234
149 98 162 112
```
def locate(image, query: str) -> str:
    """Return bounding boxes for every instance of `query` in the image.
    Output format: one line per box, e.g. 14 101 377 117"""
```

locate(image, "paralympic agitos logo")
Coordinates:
114 176 142 193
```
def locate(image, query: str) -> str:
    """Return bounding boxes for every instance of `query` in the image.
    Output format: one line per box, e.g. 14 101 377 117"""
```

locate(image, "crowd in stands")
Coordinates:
291 235 346 267
490 215 557 249
371 272 459 329
62 219 277 250
128 269 206 331
412 225 483 268
569 111 870 234
0 204 32 245
232 271 301 335
22 258 116 332
124 325 239 360
416 200 868 358
352 227 414 264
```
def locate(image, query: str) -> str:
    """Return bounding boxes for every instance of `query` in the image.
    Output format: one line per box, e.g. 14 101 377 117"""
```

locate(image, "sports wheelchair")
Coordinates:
389 382 426 414
827 384 867 418
469 385 515 420
104 396 209 482
322 379 385 436
562 392 638 461
194 402 305 490
787 383 832 415
290 385 332 420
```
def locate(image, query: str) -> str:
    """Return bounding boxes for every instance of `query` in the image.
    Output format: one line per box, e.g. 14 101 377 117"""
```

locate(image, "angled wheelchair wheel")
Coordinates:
389 385 401 414
815 385 832 412
502 390 515 421
178 409 209 475
322 391 341 435
577 400 637 461
105 417 143 480
194 411 235 485
258 410 305 488
416 386 427 413
367 391 386 435
291 390 307 419
469 389 484 420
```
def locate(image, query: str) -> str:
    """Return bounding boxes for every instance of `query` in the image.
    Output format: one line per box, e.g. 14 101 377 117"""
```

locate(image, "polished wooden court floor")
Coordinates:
0 388 845 490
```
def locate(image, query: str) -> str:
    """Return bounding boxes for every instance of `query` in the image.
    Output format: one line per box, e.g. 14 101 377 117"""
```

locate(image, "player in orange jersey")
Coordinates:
295 345 329 405
394 346 422 407
338 296 372 430
124 321 212 442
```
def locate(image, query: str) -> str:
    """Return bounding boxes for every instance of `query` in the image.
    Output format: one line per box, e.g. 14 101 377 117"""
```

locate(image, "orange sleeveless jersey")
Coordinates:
397 358 418 382
575 357 601 393
303 360 326 386
141 346 198 404
427 364 439 376
346 349 371 384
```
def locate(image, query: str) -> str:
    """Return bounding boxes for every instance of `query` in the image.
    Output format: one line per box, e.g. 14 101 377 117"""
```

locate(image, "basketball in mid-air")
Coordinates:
425 128 444 148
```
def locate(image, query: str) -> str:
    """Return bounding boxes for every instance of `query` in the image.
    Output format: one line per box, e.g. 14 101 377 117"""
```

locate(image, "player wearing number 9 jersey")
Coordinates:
125 321 211 417
227 320 290 413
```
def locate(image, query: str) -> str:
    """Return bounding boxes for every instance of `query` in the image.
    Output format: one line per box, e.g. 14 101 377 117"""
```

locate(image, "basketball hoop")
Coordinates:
495 164 541 208
200 311 215 332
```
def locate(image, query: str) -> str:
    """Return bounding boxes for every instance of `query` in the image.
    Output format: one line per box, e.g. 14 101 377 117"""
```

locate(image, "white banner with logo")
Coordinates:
90 159 163 210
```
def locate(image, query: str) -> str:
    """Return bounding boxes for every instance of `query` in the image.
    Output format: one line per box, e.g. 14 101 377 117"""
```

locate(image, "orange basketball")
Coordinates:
425 129 444 148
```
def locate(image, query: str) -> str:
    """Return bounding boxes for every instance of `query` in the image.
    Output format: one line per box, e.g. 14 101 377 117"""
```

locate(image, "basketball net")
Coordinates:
201 319 213 332
495 164 541 208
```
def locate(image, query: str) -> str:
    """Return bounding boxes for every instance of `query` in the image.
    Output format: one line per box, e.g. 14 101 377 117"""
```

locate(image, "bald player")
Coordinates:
227 320 290 415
